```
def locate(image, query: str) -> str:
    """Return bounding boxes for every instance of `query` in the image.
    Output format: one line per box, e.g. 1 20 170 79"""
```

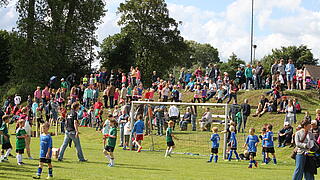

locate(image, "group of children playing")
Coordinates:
207 123 277 168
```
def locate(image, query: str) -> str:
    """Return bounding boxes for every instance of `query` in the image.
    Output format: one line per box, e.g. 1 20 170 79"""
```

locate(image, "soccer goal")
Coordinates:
129 101 241 159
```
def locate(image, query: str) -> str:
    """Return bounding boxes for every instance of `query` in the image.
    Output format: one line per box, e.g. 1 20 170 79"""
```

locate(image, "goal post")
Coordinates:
129 101 236 159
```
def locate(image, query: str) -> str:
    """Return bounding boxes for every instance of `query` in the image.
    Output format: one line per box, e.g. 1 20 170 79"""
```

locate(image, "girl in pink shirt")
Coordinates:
114 88 120 106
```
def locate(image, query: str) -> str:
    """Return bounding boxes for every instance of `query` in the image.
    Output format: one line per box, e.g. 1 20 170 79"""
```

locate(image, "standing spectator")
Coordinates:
61 78 68 91
277 59 286 87
292 120 315 180
241 99 251 132
271 60 279 87
14 94 22 106
152 71 158 84
83 86 93 109
255 62 264 89
130 67 137 86
284 99 296 125
118 110 128 147
108 84 116 108
34 86 42 103
58 102 87 162
285 59 295 91
245 64 253 90
296 69 304 90
227 80 238 104
42 86 50 106
168 105 179 130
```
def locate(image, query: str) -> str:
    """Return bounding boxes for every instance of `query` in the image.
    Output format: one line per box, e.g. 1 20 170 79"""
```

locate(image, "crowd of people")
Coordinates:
0 59 320 179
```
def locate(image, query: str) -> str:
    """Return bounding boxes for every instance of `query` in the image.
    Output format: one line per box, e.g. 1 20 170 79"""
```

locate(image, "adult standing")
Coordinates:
14 94 22 106
255 62 264 89
284 99 296 125
240 99 251 132
271 60 279 87
58 102 87 162
34 86 42 103
108 83 116 108
277 59 286 87
292 120 316 180
244 64 253 90
42 86 50 106
131 67 137 87
285 59 295 91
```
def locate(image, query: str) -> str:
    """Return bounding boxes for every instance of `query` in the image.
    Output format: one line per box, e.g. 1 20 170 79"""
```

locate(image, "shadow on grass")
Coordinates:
116 163 171 171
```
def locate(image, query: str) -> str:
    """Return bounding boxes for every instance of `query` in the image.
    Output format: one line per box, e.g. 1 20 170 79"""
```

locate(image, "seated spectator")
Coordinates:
266 97 278 113
184 78 195 92
180 107 191 131
277 96 288 113
277 122 293 147
290 125 302 148
316 109 320 126
199 108 212 131
252 95 269 117
311 120 320 140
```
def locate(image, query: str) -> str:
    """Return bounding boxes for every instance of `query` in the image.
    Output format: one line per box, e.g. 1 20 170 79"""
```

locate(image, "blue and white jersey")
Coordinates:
246 135 259 152
230 132 237 148
265 131 274 147
40 134 52 158
210 134 220 148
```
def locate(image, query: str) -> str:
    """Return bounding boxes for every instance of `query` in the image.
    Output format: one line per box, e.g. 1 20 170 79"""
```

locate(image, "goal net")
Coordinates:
129 101 242 159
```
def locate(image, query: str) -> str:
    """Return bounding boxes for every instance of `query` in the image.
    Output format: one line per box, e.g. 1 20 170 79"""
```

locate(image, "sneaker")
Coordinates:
46 175 53 179
207 161 212 163
108 163 113 167
17 162 24 165
79 159 88 162
57 159 63 162
248 165 252 168
32 175 41 179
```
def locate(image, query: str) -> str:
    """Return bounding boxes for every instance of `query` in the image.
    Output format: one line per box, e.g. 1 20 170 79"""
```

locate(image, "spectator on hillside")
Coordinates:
285 59 295 91
14 94 22 106
241 99 251 132
226 80 238 104
194 67 203 82
284 99 296 125
34 86 42 103
245 64 253 90
277 122 293 147
293 98 301 114
271 59 279 87
199 108 212 131
255 61 264 89
252 95 269 117
311 120 320 140
277 59 286 85
277 96 288 113
235 67 243 89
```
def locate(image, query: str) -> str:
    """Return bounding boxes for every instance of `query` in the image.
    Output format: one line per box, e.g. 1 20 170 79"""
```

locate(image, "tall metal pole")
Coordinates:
250 0 254 65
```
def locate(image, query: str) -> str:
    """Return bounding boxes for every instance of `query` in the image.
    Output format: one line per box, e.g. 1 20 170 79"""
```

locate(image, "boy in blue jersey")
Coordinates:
244 128 259 168
208 127 220 163
132 115 145 152
227 126 240 161
33 122 53 179
263 124 277 164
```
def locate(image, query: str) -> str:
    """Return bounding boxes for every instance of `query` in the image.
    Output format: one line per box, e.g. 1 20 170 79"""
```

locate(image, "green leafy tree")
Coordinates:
220 53 246 79
99 33 135 72
185 40 220 67
261 45 318 74
0 30 12 86
117 0 188 84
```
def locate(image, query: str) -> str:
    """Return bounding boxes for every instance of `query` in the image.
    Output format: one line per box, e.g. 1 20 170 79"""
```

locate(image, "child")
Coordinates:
227 125 240 161
208 127 220 163
123 118 131 150
132 115 145 152
114 88 120 106
263 124 277 164
33 122 53 179
103 119 117 167
193 85 201 103
16 120 28 165
260 128 267 164
244 128 259 168
201 85 208 103
165 121 177 157
0 115 12 162
102 114 112 147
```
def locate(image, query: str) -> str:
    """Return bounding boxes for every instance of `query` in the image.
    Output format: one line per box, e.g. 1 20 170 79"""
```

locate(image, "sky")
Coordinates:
1 0 320 64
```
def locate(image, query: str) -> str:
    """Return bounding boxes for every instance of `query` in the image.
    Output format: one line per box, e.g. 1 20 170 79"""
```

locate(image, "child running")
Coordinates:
244 128 259 168
263 124 277 165
132 115 144 152
165 121 177 157
16 120 28 165
0 115 12 162
227 125 240 161
33 122 53 179
103 119 117 167
207 127 220 163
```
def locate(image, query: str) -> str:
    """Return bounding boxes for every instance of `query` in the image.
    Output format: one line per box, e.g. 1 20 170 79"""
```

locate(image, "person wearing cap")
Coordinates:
277 122 293 147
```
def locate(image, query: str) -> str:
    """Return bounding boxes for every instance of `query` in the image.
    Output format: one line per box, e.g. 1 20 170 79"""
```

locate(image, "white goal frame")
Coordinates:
129 101 231 159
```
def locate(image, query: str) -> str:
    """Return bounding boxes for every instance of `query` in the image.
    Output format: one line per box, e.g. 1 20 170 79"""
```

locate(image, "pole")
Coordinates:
250 0 254 65
223 104 229 160
129 103 135 151
253 46 256 62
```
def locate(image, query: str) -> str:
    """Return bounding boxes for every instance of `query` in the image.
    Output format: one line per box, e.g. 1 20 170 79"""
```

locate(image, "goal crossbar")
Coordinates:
129 101 231 159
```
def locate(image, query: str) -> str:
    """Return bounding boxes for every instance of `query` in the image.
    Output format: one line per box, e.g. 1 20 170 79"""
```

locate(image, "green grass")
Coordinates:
1 90 319 179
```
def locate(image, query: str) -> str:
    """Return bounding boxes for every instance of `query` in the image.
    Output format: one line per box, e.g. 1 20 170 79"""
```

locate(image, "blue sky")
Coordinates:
1 0 319 63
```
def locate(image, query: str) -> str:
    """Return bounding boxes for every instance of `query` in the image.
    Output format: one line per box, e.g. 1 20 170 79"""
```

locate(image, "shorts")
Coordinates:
211 148 218 154
124 135 130 143
105 146 115 152
262 147 267 153
40 158 52 163
265 147 275 154
231 147 237 151
286 74 293 81
167 141 175 147
248 152 256 157
136 134 144 141
16 149 24 154
2 142 12 150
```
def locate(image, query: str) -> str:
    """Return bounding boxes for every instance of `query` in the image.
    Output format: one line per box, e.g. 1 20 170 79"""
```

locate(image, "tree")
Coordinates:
0 30 12 86
261 45 318 74
99 33 135 72
185 40 220 67
0 0 8 7
220 53 245 79
117 0 188 84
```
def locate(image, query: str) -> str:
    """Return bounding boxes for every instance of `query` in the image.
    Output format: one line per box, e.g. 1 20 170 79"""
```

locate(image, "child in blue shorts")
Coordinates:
208 127 220 163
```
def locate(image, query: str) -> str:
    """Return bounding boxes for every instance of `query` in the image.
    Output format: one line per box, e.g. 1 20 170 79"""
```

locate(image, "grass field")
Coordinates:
0 90 319 180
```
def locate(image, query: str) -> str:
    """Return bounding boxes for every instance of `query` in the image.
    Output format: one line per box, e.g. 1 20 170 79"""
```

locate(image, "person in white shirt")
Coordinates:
168 105 179 130
14 94 22 105
123 118 131 150
200 108 212 131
